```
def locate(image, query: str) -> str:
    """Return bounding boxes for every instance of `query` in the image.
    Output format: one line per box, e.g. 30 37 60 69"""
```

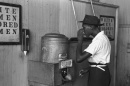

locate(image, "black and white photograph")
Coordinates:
0 0 129 86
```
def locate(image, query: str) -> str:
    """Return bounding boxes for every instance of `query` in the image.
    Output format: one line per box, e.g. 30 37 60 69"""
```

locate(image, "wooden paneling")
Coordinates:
104 0 130 24
0 46 28 86
116 27 130 86
112 0 130 24
107 0 130 86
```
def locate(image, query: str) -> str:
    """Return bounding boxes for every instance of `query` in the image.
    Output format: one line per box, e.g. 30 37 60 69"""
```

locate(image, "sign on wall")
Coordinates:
0 2 21 44
100 15 115 40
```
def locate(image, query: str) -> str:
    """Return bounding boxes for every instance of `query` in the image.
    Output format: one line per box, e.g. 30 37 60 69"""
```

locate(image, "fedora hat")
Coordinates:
79 15 103 26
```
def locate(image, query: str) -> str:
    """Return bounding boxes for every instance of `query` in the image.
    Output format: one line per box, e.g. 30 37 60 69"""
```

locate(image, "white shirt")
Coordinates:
84 31 111 64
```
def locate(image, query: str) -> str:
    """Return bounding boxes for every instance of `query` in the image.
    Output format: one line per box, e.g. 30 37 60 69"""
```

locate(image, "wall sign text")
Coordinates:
0 2 21 44
100 15 115 40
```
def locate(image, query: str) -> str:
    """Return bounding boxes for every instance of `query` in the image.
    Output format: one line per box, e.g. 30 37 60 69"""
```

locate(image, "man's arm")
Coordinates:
76 29 92 63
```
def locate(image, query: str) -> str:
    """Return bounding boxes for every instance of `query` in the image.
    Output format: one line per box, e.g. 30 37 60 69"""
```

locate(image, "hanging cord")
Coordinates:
89 0 96 16
70 0 79 31
70 0 96 31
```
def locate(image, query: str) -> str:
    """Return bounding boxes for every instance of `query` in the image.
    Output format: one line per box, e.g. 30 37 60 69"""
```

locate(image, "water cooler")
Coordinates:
40 33 73 86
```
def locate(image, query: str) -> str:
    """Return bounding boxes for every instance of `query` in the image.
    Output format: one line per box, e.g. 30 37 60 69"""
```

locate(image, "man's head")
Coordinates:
79 15 103 37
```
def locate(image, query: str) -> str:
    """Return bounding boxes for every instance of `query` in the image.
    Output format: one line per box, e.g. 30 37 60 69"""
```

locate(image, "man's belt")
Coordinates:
90 65 106 71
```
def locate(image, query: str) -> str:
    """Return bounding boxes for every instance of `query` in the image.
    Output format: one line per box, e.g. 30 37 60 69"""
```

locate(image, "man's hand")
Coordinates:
77 29 84 41
79 68 89 77
79 69 84 77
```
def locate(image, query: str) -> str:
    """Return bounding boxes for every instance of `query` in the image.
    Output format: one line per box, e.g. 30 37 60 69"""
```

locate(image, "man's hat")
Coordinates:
79 15 103 26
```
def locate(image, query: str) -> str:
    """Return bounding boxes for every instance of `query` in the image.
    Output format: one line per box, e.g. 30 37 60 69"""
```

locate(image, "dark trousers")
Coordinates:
88 65 111 86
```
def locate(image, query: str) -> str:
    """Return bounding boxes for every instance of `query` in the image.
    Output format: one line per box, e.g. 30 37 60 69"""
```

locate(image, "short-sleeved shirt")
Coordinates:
84 31 111 64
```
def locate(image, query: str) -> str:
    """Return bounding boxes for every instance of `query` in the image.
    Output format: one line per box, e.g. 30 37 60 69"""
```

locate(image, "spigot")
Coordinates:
61 68 72 81
65 74 72 81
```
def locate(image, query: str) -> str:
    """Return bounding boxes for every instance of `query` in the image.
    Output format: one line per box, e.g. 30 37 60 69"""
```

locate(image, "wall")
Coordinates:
105 0 130 86
116 0 130 85
28 0 60 61
116 27 130 86
0 0 28 86
0 0 60 86
59 0 86 38
27 0 60 86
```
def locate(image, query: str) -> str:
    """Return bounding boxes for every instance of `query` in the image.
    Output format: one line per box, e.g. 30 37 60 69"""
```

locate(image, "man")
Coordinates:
76 15 111 86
